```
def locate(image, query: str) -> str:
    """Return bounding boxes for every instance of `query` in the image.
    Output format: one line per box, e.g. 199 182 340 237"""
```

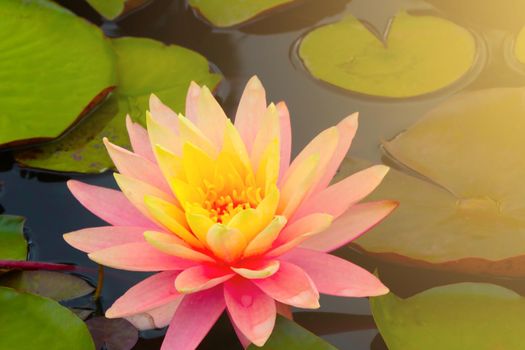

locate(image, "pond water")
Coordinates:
3 0 525 349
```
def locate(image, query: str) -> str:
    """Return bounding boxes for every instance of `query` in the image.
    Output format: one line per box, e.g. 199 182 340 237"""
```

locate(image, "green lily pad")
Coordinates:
0 0 116 148
371 283 525 350
347 88 525 276
86 0 124 19
298 11 477 98
85 0 150 20
247 316 336 350
188 0 296 27
0 215 27 261
0 270 94 301
0 287 95 350
16 37 221 173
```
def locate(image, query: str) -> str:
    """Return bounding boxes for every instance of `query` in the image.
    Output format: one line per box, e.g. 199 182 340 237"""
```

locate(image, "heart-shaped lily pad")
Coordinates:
371 283 525 349
247 316 337 350
188 0 296 27
0 270 94 301
0 215 27 261
0 287 95 350
298 11 477 98
15 37 221 173
347 87 525 276
0 0 116 148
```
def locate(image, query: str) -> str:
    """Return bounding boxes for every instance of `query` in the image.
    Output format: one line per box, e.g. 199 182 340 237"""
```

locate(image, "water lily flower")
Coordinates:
64 77 397 349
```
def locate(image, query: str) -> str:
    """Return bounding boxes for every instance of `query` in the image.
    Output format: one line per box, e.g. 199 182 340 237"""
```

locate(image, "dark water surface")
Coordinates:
3 0 525 348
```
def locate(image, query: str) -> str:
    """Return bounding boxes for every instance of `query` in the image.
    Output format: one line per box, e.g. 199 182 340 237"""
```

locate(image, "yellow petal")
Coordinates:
177 114 217 157
182 142 215 188
144 231 214 262
255 138 280 195
251 103 280 171
144 195 203 248
278 154 320 218
206 224 247 263
221 120 253 179
153 145 185 183
231 260 280 279
169 178 204 210
186 211 215 243
195 86 227 148
243 216 287 258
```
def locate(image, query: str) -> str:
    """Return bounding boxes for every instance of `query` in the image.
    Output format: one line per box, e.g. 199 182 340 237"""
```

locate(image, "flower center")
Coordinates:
200 179 262 224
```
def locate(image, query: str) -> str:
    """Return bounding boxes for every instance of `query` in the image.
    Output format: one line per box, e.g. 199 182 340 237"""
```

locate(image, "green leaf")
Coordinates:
346 88 525 276
188 0 296 27
247 316 337 350
298 11 476 98
0 270 94 301
0 0 116 148
85 0 125 19
371 283 525 350
0 287 95 350
0 215 27 261
16 37 221 173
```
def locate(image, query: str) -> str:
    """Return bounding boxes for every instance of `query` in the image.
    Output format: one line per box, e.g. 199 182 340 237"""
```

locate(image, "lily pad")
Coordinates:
0 0 116 148
86 0 151 20
347 88 525 276
188 0 296 27
371 283 525 349
86 317 138 350
16 37 221 173
247 316 337 350
298 11 477 98
0 215 27 261
0 270 94 301
0 287 95 350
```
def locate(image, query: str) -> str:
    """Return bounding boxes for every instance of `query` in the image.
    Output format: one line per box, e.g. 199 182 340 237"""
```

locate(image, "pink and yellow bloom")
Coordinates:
64 77 396 349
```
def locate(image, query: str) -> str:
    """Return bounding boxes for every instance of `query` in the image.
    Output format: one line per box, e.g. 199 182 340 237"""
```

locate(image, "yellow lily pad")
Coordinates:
298 11 477 98
371 283 525 350
345 88 525 276
188 0 296 27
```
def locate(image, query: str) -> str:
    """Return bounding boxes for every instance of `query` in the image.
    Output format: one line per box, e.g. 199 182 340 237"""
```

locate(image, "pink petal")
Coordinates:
277 101 291 181
252 261 319 309
194 86 227 148
274 213 333 246
149 94 179 134
106 271 182 318
67 180 157 229
126 115 155 163
224 278 276 347
175 264 234 294
283 248 389 297
229 313 252 349
185 81 201 123
114 173 176 222
126 297 183 331
144 231 215 263
103 138 171 193
63 226 146 253
293 165 389 220
314 113 358 193
161 287 225 350
234 76 267 152
88 242 195 271
300 200 398 252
